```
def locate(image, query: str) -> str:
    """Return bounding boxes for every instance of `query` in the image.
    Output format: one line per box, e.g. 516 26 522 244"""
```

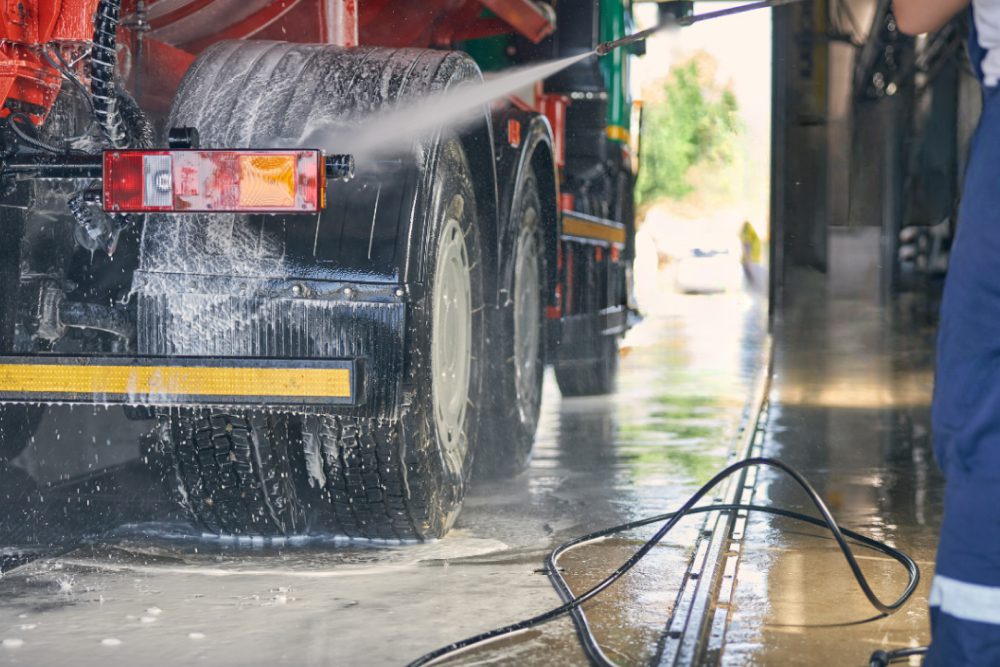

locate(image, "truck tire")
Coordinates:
299 137 485 539
0 406 42 462
152 41 485 539
162 411 304 536
555 335 619 397
476 168 545 477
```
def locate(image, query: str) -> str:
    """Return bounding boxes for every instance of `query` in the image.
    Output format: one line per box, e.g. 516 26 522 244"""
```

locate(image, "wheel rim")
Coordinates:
513 208 541 425
432 212 473 466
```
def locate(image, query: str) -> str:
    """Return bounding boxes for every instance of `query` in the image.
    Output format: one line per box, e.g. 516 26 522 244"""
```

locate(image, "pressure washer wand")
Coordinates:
595 0 809 56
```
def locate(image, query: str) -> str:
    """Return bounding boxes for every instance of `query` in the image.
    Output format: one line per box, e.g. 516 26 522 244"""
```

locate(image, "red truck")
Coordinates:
0 0 638 539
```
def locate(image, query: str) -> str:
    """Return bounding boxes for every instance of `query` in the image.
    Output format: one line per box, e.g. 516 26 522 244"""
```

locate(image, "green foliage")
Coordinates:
636 59 742 205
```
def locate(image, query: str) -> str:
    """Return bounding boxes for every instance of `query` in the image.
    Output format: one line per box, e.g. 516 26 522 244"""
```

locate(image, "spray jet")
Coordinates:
294 0 810 158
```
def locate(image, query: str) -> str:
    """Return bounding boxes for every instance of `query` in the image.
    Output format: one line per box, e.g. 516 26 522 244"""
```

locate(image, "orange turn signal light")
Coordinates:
239 154 296 208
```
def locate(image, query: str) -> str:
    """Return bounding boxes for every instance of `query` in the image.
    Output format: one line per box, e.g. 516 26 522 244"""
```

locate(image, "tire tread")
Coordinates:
168 411 302 536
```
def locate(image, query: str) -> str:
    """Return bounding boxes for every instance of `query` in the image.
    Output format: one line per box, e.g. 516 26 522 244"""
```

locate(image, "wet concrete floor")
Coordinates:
0 289 768 666
721 271 941 666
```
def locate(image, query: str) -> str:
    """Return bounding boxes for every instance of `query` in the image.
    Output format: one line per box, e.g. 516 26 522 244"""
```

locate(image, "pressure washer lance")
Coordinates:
595 0 810 57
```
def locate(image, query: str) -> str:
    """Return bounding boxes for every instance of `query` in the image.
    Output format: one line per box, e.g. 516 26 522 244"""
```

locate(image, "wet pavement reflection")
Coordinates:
0 290 767 666
721 271 940 666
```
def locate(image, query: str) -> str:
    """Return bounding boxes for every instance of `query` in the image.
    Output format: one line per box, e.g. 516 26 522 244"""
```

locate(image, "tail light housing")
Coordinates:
103 150 325 213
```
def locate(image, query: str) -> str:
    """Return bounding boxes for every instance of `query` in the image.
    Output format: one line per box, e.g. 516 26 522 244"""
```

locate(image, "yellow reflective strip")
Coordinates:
562 215 626 246
0 364 351 399
606 125 631 143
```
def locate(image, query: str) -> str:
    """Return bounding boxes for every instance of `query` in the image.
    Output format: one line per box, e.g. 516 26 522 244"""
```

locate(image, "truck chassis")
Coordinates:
0 0 637 539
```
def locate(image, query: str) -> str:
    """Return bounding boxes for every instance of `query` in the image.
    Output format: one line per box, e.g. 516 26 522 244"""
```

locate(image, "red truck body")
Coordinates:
0 0 635 540
0 0 556 119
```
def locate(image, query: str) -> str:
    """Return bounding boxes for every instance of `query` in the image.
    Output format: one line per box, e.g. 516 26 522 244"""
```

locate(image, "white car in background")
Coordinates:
675 245 744 294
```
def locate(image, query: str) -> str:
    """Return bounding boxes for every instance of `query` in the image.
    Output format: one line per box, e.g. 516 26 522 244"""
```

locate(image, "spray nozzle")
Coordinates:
594 0 808 58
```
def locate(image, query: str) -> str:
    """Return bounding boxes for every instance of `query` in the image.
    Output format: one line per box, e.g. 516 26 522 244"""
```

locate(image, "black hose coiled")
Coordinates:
90 0 127 148
869 646 929 666
408 457 924 667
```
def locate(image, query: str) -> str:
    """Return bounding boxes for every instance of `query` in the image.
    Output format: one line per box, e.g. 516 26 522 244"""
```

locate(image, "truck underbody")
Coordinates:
0 0 637 539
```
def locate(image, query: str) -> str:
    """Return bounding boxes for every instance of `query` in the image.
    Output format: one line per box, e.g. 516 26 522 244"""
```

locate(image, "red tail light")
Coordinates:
103 150 324 213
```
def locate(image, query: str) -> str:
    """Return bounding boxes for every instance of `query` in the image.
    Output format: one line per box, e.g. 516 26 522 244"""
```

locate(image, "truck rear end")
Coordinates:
0 0 638 539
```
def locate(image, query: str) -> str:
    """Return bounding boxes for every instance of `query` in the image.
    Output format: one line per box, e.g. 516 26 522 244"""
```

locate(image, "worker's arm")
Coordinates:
893 0 969 36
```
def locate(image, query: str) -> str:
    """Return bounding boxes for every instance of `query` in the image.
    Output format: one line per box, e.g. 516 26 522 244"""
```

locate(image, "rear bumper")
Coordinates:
0 356 362 409
133 273 407 418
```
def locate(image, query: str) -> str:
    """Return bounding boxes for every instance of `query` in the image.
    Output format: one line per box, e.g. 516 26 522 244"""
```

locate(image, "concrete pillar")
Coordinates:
770 0 830 309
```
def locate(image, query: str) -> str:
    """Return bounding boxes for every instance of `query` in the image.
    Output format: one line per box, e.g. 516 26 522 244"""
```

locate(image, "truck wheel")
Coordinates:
300 138 485 539
162 411 304 536
0 406 42 462
152 41 485 538
476 169 545 477
555 335 620 397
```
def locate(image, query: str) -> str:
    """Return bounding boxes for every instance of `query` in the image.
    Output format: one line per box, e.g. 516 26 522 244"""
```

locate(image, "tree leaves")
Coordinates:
636 58 743 206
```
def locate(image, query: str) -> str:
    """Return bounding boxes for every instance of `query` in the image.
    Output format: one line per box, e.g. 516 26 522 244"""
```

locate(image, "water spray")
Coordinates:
296 0 809 157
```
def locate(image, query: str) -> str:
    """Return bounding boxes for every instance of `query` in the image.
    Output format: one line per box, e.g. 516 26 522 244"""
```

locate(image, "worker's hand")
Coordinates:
892 0 969 36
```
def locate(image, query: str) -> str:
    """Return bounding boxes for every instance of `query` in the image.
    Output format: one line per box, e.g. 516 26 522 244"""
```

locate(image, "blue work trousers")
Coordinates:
929 83 1000 665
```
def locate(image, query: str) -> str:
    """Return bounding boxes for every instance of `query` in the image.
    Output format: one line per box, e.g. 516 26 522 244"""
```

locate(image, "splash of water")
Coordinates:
296 52 592 157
